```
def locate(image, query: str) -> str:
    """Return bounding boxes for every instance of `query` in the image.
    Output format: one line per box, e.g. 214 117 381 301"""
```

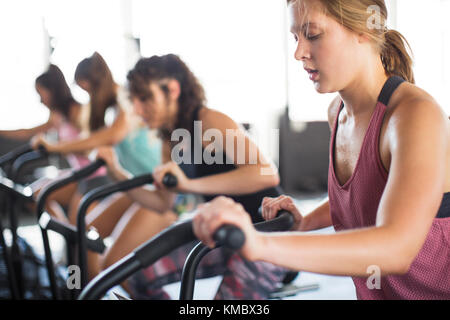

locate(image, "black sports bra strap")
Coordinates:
193 106 202 122
377 76 405 106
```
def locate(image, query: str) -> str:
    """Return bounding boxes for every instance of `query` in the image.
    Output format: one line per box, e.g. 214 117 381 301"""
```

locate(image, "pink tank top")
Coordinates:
57 121 106 177
328 76 450 300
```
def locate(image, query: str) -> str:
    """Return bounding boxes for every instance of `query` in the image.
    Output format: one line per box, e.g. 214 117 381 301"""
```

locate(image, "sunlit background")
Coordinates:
0 0 449 301
0 0 449 156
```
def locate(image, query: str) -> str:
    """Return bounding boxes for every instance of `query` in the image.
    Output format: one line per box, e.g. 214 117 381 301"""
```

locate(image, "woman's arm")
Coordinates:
97 145 176 213
155 109 280 195
0 125 50 141
194 98 448 277
32 108 130 154
0 112 61 140
298 200 332 231
261 195 332 231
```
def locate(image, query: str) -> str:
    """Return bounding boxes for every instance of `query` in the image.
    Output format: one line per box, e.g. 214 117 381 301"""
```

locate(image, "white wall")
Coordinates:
0 1 49 129
1 0 448 153
133 0 288 160
395 0 450 114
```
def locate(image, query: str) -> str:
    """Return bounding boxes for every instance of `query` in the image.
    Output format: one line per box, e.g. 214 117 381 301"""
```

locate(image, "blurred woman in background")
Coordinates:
31 52 168 282
0 64 88 223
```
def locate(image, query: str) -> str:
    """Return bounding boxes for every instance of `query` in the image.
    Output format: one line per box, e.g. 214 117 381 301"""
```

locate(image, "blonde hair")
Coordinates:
288 0 415 83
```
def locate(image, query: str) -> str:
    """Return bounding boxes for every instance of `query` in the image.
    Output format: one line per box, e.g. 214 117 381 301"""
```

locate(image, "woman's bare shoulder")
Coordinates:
383 82 449 150
198 107 240 131
387 82 446 124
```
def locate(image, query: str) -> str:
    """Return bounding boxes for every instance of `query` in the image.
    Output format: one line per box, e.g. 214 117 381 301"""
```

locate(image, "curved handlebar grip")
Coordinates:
0 143 33 167
213 225 245 250
72 159 105 179
255 210 295 232
162 173 178 188
36 159 106 217
36 144 48 154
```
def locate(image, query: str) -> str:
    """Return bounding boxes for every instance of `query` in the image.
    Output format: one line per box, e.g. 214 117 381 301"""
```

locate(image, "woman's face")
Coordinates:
132 82 171 130
35 84 52 108
288 1 365 93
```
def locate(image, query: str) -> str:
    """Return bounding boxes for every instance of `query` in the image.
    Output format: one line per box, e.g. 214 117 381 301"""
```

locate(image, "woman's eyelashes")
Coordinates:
306 33 321 41
292 33 322 42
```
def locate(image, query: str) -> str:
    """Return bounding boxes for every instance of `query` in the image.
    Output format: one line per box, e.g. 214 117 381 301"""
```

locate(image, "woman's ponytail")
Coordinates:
381 29 415 84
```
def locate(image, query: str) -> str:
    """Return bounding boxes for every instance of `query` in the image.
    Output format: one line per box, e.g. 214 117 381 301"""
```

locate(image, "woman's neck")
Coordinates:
339 58 389 118
164 101 179 131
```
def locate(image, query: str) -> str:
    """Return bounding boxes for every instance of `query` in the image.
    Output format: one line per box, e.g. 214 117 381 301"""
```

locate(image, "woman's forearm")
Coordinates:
298 200 333 231
127 185 175 213
49 110 130 154
188 165 279 196
110 166 175 213
51 126 125 154
0 122 52 141
257 226 410 277
0 129 31 140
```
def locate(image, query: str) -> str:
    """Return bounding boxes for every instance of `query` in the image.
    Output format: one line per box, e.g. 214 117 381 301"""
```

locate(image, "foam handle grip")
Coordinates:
162 173 178 188
37 144 48 155
213 225 245 250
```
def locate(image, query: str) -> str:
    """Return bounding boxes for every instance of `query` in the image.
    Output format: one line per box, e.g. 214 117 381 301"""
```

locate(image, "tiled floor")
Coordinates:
6 193 357 300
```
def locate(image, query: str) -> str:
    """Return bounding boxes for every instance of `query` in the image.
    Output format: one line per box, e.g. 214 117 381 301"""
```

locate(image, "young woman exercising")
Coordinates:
31 53 165 280
97 54 289 299
0 64 88 223
193 0 450 299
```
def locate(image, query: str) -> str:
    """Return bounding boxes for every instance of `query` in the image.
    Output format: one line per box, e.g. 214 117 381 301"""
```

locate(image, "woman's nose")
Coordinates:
294 38 311 61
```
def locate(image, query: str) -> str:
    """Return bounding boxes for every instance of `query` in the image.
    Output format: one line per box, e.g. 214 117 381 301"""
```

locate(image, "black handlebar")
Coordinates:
78 210 294 300
161 173 178 188
0 176 33 201
212 225 245 250
36 159 105 218
10 146 48 181
211 210 295 251
39 212 106 254
35 158 105 300
0 143 33 167
179 210 294 300
76 172 178 288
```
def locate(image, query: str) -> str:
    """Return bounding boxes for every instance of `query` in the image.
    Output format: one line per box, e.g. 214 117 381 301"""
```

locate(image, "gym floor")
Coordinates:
8 193 357 300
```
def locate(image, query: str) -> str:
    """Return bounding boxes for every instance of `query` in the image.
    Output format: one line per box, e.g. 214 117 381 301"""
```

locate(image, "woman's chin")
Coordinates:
313 82 327 94
147 121 165 131
314 80 336 94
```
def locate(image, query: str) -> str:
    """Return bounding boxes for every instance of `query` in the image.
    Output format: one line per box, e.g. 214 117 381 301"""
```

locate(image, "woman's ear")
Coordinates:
167 79 181 101
357 32 371 44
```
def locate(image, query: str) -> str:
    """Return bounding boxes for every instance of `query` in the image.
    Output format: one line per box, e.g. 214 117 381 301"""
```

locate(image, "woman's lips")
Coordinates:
305 69 319 81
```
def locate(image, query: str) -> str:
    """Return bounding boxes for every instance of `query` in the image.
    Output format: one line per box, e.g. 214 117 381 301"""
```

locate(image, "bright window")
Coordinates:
42 0 133 104
1 0 448 133
395 0 450 114
0 0 136 131
0 1 48 129
132 0 288 125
